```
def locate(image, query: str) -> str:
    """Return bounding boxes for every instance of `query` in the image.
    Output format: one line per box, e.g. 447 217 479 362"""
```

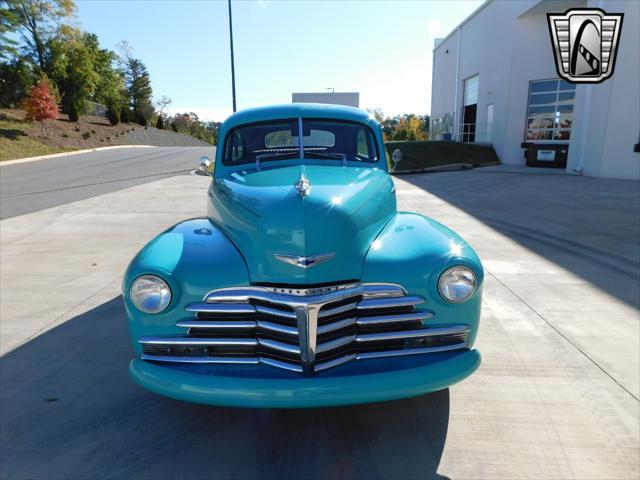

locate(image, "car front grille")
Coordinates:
139 282 470 374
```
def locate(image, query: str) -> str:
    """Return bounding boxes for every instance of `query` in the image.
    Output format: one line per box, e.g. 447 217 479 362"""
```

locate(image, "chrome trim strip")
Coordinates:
356 325 470 342
258 338 301 354
316 334 357 353
203 283 407 306
318 301 359 318
356 311 433 326
357 296 426 310
139 337 257 346
317 317 356 334
141 354 260 364
185 303 255 314
256 320 298 336
176 320 256 329
255 304 297 319
356 343 469 360
314 353 357 372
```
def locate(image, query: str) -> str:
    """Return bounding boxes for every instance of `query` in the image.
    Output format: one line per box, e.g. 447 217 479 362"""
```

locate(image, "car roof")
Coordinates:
221 103 372 130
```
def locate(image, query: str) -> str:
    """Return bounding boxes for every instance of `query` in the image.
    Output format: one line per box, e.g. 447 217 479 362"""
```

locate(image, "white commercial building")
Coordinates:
430 0 639 179
292 92 360 108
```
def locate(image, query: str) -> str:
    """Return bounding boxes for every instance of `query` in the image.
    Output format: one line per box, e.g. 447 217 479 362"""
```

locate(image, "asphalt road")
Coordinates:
0 146 214 219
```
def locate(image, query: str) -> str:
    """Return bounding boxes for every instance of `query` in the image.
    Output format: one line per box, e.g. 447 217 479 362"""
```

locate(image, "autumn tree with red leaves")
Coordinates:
23 76 60 136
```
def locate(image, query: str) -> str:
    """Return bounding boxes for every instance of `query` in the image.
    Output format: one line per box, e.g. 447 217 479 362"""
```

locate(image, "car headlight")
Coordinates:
438 266 477 303
130 275 171 313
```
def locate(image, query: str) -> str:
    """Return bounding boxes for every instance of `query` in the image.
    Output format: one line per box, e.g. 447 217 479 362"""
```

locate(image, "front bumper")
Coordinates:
129 349 481 408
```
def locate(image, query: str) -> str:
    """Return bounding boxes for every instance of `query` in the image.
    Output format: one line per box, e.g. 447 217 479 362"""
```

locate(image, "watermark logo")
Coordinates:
547 8 623 84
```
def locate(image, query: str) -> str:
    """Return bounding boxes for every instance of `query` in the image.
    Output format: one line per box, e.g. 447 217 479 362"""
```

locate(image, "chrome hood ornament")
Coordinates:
294 174 311 197
274 252 335 269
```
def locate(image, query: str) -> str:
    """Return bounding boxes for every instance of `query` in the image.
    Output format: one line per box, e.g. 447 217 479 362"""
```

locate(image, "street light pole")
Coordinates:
228 0 237 112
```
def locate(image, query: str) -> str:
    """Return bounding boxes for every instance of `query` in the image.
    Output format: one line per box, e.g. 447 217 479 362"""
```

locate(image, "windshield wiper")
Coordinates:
304 151 347 164
255 151 299 170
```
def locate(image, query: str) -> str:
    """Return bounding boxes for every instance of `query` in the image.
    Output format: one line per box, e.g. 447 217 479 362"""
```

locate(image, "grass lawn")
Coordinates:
0 117 76 162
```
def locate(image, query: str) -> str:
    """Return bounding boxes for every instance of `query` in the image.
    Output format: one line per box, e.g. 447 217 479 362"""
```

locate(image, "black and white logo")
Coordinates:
547 8 623 83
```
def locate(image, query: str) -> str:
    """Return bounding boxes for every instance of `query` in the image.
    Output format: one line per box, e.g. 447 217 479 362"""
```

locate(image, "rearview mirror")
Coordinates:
197 156 213 176
391 149 402 172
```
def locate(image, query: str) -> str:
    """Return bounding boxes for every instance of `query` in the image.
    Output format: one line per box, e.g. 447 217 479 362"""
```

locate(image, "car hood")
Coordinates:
207 164 396 284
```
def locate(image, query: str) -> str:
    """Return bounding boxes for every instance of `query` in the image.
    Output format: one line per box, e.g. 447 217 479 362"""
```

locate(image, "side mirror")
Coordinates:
391 149 402 172
197 156 213 176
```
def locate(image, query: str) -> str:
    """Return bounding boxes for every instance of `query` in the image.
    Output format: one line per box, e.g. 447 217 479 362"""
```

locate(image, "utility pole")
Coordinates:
228 0 237 112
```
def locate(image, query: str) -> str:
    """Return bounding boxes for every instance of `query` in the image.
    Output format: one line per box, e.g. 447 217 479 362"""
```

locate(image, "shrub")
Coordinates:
120 107 131 123
384 141 500 172
91 129 96 134
106 102 120 126
82 131 91 139
156 116 164 129
62 133 69 138
134 110 147 126
68 102 80 122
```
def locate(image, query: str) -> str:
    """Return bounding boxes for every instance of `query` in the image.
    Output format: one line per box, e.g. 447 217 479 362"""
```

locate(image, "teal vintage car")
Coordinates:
124 103 483 408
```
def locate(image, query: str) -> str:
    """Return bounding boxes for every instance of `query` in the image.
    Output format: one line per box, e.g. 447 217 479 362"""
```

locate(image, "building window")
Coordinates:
525 79 575 142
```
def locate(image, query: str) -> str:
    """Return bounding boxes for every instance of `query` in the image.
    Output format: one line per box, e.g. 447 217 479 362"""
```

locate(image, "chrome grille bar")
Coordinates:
176 320 256 329
140 336 257 346
140 354 260 364
256 320 298 336
356 325 470 343
185 303 255 314
357 296 425 310
317 317 356 334
357 311 433 326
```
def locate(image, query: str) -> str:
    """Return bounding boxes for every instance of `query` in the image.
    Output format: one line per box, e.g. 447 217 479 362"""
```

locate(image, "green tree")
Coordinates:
3 0 75 72
46 26 98 119
82 33 123 107
0 58 32 107
0 6 20 61
118 43 153 125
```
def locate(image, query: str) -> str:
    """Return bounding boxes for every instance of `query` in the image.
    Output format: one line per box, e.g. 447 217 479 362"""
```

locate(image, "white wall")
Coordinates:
292 92 359 108
567 0 640 180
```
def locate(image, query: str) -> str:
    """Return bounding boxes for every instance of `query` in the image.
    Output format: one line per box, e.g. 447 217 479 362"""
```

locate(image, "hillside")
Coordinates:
0 109 212 162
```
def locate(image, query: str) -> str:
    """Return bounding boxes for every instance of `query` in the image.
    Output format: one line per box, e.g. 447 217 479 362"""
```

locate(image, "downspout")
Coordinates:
573 84 592 175
453 26 462 141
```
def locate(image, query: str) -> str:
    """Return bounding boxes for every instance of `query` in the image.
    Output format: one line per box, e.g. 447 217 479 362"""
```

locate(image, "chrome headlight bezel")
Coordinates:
437 265 477 303
129 274 172 314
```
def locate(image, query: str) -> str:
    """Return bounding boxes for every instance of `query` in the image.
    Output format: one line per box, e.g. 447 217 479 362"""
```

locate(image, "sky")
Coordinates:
76 0 483 121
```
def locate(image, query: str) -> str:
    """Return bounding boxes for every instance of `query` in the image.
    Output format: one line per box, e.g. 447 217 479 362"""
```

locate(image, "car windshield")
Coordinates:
222 119 379 166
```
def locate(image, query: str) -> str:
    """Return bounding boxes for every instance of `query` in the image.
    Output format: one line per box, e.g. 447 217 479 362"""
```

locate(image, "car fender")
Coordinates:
362 212 484 345
122 218 249 352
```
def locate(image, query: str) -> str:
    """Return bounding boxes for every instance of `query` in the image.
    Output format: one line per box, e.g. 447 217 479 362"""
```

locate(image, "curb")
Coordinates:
0 145 154 167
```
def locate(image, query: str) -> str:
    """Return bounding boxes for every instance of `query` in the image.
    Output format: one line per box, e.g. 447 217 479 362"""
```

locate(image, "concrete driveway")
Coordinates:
0 166 638 479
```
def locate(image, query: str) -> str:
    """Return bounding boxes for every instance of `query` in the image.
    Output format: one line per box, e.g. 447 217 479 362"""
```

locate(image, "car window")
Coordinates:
222 119 378 165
